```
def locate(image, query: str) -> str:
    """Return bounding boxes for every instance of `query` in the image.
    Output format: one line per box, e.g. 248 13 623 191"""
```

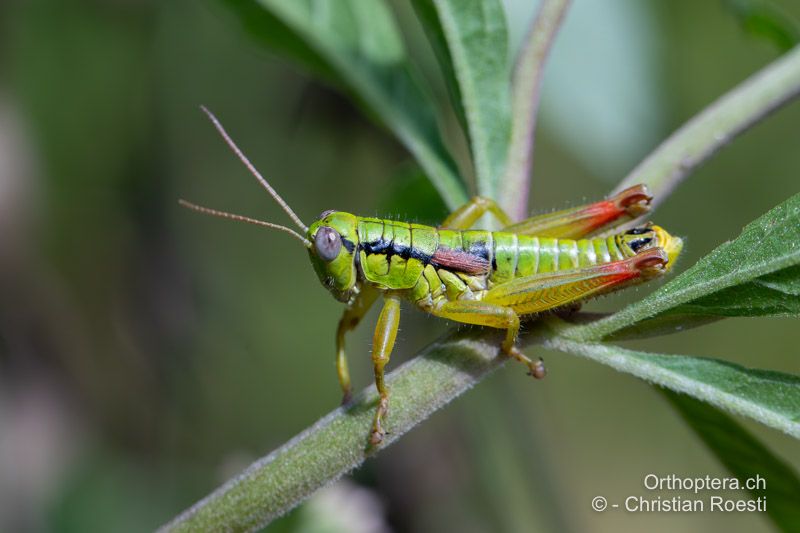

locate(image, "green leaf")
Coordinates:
221 0 339 83
589 265 800 341
667 265 800 317
561 192 800 341
663 390 800 529
412 0 513 200
724 0 800 53
221 0 469 209
410 0 468 133
543 337 800 438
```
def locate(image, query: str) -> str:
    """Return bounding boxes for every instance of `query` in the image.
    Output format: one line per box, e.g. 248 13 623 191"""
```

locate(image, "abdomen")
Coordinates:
490 233 633 285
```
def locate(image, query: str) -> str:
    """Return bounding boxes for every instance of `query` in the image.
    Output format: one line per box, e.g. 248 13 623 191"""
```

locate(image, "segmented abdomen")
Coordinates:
435 229 631 285
491 233 631 284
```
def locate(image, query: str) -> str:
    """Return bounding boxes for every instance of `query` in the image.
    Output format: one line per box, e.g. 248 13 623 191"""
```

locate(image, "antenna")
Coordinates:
200 106 308 233
179 199 311 248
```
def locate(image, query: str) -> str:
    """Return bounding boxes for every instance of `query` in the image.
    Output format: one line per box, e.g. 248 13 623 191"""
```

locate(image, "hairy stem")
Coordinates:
613 44 800 207
500 0 571 220
159 330 507 532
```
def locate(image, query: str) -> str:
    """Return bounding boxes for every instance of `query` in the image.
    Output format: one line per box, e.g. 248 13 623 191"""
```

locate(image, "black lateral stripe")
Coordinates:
341 238 356 253
629 237 653 252
626 227 650 235
361 239 391 255
359 238 432 264
469 242 490 261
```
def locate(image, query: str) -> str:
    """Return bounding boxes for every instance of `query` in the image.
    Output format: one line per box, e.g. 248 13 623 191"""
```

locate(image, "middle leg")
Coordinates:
439 196 514 229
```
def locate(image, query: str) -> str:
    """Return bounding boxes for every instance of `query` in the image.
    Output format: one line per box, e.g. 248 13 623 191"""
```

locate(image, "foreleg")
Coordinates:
369 293 402 445
336 286 379 404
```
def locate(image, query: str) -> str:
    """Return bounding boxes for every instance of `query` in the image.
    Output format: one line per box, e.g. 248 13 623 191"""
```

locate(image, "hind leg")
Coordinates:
439 196 514 229
429 300 546 378
502 185 652 238
483 248 669 315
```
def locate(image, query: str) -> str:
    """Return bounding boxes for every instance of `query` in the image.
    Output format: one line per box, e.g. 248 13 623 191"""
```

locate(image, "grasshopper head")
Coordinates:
307 211 360 302
618 224 683 271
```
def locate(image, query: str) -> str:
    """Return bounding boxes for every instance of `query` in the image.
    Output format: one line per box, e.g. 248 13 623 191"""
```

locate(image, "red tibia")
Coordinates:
550 248 669 307
566 185 653 236
502 185 652 239
614 184 653 216
577 248 669 299
598 248 668 280
485 248 668 314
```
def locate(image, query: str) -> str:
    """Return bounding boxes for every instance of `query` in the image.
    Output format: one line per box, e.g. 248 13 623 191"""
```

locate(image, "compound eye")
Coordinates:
314 226 342 262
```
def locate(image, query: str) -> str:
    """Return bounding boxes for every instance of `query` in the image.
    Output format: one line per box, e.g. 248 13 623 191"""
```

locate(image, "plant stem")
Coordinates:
159 330 507 532
613 44 800 207
500 0 571 220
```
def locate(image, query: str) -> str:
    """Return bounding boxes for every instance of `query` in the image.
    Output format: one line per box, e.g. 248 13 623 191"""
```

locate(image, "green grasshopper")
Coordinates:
183 108 683 446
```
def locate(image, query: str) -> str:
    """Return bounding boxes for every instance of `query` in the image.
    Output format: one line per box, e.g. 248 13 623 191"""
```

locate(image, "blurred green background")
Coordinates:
1 1 799 532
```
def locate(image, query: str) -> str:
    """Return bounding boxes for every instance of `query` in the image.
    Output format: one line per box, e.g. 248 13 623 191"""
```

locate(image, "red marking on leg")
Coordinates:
634 248 669 269
632 248 669 278
613 184 653 217
596 248 668 286
551 202 623 236
567 185 652 235
595 270 640 285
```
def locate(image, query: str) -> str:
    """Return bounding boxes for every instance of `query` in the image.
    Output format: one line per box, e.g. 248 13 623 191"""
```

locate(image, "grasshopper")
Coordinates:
183 108 683 446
